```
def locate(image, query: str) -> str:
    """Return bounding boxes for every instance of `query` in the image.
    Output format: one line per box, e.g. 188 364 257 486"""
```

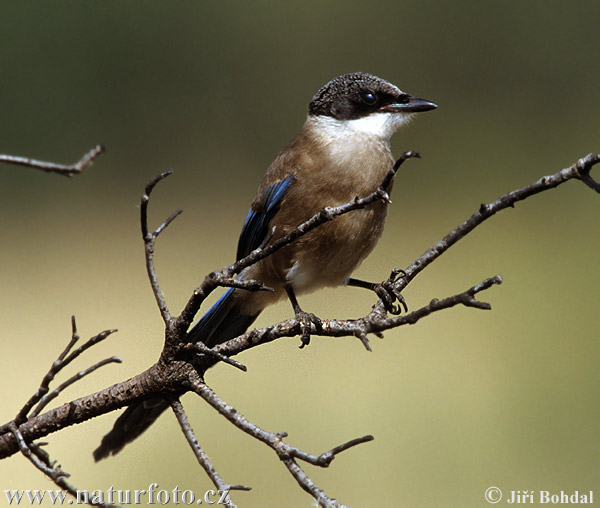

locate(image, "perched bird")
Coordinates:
94 72 437 460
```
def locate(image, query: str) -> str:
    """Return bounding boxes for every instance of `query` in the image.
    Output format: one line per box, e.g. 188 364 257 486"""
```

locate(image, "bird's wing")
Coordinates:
236 175 294 261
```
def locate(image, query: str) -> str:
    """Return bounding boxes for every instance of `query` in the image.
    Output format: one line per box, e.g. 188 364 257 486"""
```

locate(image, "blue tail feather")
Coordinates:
187 288 260 348
93 288 258 461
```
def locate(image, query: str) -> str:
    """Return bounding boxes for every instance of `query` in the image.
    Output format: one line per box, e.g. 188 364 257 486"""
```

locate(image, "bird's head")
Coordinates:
308 72 437 140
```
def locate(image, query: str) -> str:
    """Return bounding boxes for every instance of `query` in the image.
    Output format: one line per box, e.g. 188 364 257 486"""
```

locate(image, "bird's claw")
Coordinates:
376 269 408 315
296 311 322 348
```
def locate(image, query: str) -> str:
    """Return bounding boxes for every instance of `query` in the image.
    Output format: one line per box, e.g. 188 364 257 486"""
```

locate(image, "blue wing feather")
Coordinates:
186 287 260 347
187 175 293 347
236 176 294 261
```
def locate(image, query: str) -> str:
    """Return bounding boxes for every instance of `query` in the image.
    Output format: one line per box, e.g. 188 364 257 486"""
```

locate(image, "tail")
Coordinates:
187 288 260 347
93 288 260 461
93 398 170 461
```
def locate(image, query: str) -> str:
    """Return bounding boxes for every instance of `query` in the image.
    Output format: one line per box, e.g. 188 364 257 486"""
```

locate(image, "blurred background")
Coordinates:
1 2 599 507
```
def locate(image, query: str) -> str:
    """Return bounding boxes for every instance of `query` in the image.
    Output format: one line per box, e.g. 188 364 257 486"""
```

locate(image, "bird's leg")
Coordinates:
347 269 408 315
284 284 322 348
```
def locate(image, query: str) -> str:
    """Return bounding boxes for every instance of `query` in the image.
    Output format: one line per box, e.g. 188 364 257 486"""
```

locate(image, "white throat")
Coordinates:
308 111 413 142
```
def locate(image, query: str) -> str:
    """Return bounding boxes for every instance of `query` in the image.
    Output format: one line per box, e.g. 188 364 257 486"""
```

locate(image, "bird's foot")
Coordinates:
295 311 323 348
374 281 407 315
347 269 408 315
284 284 324 348
373 269 408 315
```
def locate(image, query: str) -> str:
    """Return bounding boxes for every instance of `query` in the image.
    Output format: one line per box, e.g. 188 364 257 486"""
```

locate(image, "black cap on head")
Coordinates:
309 72 436 120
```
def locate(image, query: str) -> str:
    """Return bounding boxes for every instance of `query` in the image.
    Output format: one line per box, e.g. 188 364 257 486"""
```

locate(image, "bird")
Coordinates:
93 72 437 461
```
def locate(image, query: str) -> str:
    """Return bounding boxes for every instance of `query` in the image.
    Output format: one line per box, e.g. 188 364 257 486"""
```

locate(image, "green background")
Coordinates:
1 2 599 507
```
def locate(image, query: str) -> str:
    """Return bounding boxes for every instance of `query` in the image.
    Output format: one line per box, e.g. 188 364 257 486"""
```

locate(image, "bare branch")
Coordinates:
176 150 421 332
140 169 179 323
0 362 184 459
2 152 597 507
355 331 372 352
62 328 119 365
30 357 122 418
0 319 123 454
217 277 274 293
576 153 600 192
315 434 375 466
170 399 250 508
14 318 117 425
282 459 348 508
211 276 503 358
9 423 114 507
182 342 247 372
191 376 370 508
60 316 81 361
395 153 600 293
0 145 105 177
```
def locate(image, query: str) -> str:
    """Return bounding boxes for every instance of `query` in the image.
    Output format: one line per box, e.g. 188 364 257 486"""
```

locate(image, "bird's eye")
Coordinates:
361 92 377 105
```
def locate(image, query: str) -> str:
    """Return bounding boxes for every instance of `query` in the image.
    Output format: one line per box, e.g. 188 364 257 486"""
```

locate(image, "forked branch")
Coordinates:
0 145 105 177
2 317 119 507
191 376 372 508
395 153 600 291
175 151 421 334
1 151 597 508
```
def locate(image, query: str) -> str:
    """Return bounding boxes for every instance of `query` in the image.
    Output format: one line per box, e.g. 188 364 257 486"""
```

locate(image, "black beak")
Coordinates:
380 96 438 113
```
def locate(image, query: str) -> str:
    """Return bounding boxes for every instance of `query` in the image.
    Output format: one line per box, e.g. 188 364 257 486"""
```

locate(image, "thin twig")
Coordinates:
141 169 178 323
177 151 421 331
14 317 79 424
282 459 347 508
170 399 250 508
396 153 600 293
59 316 81 361
9 423 115 507
576 153 600 193
210 276 503 358
0 145 105 177
315 435 375 466
1 153 597 508
154 209 183 238
14 318 117 425
30 357 122 418
62 328 118 366
191 377 368 508
182 343 247 372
